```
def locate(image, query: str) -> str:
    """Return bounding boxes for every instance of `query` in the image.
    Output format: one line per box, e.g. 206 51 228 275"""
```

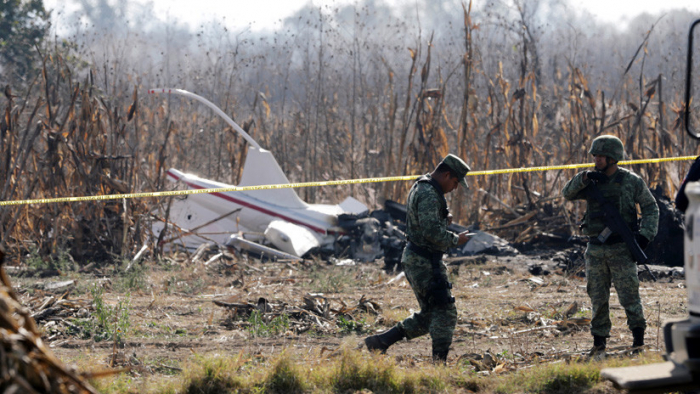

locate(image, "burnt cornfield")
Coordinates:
1 0 699 264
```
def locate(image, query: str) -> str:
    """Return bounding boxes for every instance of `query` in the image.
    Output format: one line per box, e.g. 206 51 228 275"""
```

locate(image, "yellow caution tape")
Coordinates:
0 155 696 207
469 155 698 176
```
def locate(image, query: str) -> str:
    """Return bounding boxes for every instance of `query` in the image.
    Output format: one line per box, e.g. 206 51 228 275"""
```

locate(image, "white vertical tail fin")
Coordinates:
238 147 308 209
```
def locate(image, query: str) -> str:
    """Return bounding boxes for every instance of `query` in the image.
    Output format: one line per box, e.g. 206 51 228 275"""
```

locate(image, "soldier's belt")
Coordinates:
405 241 443 261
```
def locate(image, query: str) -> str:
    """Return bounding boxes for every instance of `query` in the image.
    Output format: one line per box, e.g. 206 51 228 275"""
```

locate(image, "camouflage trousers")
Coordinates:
585 242 646 337
397 248 457 353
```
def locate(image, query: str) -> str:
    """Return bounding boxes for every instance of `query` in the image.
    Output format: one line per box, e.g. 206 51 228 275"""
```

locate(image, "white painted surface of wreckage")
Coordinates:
148 88 369 256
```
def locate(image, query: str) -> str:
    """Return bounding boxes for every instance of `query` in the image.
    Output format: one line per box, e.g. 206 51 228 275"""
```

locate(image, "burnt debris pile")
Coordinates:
329 199 522 271
310 188 687 279
645 187 684 267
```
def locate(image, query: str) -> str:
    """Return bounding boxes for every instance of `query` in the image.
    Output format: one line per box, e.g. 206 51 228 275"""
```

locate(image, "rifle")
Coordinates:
586 180 657 282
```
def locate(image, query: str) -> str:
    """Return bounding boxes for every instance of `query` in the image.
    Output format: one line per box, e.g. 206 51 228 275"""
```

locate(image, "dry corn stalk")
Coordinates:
0 248 103 393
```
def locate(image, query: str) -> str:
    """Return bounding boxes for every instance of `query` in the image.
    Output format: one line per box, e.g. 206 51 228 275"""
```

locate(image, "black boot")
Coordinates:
365 326 405 353
590 335 607 357
632 327 645 352
593 335 607 350
432 349 449 364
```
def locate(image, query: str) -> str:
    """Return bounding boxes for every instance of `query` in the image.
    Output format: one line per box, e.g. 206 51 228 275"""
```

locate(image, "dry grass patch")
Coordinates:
86 340 670 394
488 352 666 394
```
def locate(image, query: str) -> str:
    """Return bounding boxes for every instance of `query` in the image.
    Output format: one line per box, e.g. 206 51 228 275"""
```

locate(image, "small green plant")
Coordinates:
24 246 76 272
248 310 290 337
337 315 367 334
115 261 147 292
66 318 95 340
91 285 111 338
24 246 45 269
55 248 77 271
69 285 131 343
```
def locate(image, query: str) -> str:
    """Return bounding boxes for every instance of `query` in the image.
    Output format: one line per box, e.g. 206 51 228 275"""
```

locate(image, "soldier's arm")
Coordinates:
635 178 659 241
562 171 589 201
414 190 460 249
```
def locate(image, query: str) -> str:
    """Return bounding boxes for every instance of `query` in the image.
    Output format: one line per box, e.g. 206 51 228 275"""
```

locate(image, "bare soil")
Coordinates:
10 248 689 389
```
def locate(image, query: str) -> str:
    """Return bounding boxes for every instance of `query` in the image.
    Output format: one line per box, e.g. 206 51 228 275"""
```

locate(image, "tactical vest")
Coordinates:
582 170 637 236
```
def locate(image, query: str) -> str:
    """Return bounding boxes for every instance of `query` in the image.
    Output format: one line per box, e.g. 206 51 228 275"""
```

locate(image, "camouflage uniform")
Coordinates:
364 154 470 360
562 168 659 338
397 176 461 353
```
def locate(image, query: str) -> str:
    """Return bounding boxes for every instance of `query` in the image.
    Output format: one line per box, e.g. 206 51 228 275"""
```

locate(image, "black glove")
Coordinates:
586 171 607 182
635 234 650 250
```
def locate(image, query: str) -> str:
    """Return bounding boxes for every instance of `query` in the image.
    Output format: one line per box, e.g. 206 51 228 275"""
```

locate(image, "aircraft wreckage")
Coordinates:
149 88 515 265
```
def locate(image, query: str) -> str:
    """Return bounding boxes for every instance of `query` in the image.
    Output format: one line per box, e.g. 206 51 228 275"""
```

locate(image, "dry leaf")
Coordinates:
493 362 507 374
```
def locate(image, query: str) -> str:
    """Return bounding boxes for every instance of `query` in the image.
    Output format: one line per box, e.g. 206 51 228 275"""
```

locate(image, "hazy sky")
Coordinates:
43 0 700 32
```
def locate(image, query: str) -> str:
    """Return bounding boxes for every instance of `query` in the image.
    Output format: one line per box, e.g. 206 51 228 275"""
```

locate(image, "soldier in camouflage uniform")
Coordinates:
364 154 473 363
562 135 659 354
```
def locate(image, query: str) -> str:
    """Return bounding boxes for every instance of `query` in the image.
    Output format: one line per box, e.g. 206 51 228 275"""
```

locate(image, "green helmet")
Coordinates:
589 135 624 162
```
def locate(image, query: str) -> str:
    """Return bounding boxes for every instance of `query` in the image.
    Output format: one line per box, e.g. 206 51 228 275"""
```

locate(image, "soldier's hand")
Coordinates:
447 212 453 225
457 231 474 245
585 171 606 182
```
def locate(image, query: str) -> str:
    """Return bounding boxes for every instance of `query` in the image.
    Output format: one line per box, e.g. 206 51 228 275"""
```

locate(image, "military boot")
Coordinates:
432 349 449 364
364 326 405 354
593 335 607 350
631 327 645 354
590 335 607 359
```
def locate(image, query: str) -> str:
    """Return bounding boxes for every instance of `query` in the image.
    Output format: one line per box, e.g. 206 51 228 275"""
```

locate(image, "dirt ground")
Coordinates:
8 247 689 389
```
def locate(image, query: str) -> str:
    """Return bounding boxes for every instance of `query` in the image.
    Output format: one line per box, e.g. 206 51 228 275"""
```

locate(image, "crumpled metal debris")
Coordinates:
461 231 520 256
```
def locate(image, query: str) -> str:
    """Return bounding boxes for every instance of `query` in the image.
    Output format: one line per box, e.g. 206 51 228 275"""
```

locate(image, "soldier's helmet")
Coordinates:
589 135 624 162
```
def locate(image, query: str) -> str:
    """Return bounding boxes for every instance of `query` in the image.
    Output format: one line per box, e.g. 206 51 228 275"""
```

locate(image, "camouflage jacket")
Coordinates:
562 168 659 241
405 175 460 253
